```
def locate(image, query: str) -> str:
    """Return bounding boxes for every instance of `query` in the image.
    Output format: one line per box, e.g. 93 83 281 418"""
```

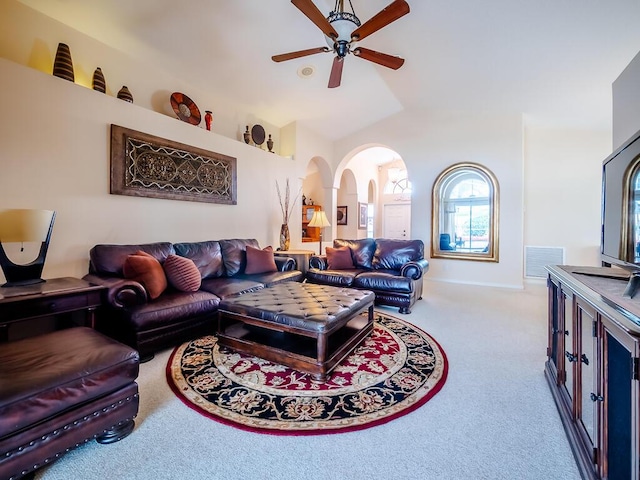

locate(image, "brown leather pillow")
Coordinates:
326 246 354 270
163 254 201 292
244 245 277 274
123 251 167 300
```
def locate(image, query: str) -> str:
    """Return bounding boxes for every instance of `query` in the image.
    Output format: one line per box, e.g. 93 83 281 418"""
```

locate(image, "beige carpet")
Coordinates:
35 280 580 480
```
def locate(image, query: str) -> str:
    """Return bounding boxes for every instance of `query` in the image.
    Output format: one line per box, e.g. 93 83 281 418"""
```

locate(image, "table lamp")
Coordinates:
308 210 331 255
0 209 56 287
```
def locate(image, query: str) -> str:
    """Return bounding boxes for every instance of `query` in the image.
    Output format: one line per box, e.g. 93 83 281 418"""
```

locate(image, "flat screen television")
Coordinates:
601 128 640 297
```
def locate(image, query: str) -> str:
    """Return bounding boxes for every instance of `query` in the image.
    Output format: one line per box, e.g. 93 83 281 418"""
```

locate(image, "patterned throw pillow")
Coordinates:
123 251 168 300
163 254 202 292
326 246 355 270
244 245 278 274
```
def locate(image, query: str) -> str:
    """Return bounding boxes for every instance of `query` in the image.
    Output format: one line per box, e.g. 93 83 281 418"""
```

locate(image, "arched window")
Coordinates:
431 163 499 261
383 168 412 194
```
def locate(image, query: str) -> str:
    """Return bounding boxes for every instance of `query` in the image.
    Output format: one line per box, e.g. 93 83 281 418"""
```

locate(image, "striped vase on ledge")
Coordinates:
52 43 74 82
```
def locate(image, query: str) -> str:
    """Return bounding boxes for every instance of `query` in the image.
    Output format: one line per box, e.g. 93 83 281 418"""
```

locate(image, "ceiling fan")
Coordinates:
272 0 410 88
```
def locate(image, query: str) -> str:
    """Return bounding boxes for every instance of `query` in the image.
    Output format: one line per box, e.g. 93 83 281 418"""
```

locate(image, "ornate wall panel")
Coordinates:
110 124 237 204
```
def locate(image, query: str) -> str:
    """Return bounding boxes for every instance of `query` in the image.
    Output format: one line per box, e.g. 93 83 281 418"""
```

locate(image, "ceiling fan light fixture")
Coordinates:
274 0 410 88
325 0 361 50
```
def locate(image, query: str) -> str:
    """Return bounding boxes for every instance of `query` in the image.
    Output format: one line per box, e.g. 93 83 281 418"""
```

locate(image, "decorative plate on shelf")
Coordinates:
170 92 201 126
251 124 266 146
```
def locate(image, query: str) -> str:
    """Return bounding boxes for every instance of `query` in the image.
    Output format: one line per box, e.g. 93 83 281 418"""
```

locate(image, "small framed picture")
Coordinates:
358 202 368 229
336 206 348 225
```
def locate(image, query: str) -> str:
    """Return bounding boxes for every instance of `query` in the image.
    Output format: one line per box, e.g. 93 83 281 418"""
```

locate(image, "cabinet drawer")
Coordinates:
0 292 101 322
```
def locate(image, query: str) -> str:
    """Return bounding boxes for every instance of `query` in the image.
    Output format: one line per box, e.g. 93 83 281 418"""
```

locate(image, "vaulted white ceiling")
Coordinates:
17 0 640 140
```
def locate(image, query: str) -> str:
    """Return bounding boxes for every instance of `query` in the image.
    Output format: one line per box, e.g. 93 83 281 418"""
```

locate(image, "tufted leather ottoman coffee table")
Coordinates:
217 283 374 381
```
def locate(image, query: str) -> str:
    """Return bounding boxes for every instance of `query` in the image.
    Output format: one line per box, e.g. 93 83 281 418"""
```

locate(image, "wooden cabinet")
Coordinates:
546 265 640 480
302 205 321 243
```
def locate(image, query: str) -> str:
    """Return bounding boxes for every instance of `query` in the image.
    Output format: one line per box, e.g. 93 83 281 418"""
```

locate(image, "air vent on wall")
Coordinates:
525 246 565 278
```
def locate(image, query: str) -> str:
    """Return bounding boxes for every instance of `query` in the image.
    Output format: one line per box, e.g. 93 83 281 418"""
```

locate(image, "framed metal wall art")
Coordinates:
110 124 237 204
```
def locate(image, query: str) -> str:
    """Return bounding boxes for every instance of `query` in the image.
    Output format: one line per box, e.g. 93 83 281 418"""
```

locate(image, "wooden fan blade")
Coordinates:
353 47 405 70
350 0 410 42
272 47 330 62
291 0 338 40
328 57 344 88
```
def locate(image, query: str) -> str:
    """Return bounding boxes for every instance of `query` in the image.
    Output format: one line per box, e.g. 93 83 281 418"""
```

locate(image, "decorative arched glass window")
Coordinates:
431 163 499 261
383 168 412 194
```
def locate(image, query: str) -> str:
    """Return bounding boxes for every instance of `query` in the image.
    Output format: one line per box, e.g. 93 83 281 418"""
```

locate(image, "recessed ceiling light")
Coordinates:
297 65 315 78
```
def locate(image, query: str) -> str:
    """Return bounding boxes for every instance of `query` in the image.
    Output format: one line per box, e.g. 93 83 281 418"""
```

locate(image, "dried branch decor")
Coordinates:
276 178 301 224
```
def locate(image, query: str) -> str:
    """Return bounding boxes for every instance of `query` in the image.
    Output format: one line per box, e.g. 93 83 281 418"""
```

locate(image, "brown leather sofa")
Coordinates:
306 238 429 314
0 327 139 480
83 239 303 360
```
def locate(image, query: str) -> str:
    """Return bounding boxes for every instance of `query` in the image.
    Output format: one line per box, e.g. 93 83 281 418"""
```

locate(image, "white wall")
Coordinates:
2 0 621 287
523 127 610 267
613 50 640 149
0 59 303 282
336 109 525 288
0 1 335 283
0 0 281 148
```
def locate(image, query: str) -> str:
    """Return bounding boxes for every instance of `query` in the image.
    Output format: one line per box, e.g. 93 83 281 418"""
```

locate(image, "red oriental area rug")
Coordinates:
166 311 448 435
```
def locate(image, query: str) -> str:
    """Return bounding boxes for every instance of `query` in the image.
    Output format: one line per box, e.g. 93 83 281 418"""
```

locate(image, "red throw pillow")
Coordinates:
123 251 167 300
245 245 278 274
163 254 201 292
326 246 354 270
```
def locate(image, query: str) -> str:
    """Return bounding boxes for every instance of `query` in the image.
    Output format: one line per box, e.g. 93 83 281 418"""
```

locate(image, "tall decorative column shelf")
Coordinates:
546 265 640 480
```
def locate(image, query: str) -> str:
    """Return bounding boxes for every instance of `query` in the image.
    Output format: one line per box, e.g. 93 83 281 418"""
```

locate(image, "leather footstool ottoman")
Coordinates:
217 282 375 381
0 327 140 480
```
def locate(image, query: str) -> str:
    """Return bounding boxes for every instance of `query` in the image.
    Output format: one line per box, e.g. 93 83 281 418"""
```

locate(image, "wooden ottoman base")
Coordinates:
217 283 375 381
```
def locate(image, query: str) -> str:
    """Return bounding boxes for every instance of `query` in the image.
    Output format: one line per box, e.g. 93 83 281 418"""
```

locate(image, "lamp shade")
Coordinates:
308 210 331 228
0 209 56 287
0 209 55 242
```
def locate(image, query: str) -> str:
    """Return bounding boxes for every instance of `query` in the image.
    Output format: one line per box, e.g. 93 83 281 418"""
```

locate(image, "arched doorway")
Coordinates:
337 146 409 240
301 156 333 248
336 169 358 238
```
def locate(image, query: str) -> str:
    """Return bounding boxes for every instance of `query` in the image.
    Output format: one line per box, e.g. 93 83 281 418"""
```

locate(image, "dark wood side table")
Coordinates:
0 277 105 342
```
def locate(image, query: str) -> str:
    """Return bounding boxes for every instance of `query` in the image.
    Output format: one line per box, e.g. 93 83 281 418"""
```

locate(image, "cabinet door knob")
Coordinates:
590 392 604 402
565 351 577 362
581 353 589 365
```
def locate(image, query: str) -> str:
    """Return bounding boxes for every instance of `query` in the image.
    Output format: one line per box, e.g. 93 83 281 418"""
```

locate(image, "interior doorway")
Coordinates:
336 145 409 241
383 204 411 239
